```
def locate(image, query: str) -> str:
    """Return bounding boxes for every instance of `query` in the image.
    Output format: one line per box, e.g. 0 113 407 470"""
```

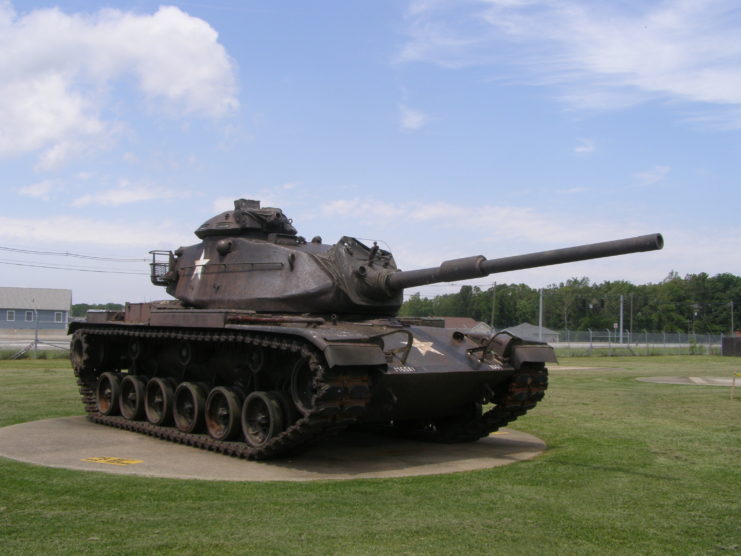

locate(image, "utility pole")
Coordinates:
32 297 39 359
490 282 496 329
34 308 39 358
619 294 624 344
732 300 735 335
538 288 544 341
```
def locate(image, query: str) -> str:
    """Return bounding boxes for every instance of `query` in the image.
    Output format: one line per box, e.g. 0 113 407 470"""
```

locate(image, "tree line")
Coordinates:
399 272 741 334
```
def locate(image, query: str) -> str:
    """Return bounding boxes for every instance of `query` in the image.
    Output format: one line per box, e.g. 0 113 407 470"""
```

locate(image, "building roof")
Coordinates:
502 322 559 341
0 287 72 311
443 317 480 329
470 322 494 335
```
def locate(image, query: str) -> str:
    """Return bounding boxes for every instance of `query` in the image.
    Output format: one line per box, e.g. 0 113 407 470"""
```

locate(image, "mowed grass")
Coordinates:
0 356 739 555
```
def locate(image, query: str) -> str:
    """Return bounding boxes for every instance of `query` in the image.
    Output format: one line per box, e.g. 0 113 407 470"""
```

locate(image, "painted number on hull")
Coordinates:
392 366 416 373
81 456 143 466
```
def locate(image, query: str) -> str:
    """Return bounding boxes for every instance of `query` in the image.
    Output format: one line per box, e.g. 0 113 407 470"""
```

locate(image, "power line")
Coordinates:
0 245 147 262
0 259 149 275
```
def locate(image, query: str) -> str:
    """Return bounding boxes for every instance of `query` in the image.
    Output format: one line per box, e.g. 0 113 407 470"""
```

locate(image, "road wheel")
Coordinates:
173 382 206 433
145 377 175 426
205 386 242 440
120 375 147 420
96 372 121 416
241 391 286 447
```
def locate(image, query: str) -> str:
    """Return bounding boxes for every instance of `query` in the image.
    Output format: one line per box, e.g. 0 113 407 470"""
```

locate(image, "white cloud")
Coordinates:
573 138 595 154
72 180 181 207
320 197 640 245
408 201 466 221
0 3 238 167
0 215 189 247
633 165 671 186
400 1 741 124
0 73 108 167
123 152 140 164
312 195 681 291
399 103 430 130
398 1 498 69
323 198 406 220
17 180 55 200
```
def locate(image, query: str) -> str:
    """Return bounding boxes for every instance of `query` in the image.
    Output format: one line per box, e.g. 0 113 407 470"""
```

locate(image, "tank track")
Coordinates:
72 327 371 460
396 363 548 443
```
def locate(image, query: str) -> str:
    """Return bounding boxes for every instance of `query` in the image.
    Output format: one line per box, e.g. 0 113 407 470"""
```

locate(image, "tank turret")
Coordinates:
151 198 663 316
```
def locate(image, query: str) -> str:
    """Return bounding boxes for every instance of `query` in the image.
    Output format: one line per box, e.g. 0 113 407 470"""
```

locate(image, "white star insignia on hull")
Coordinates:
413 339 444 357
193 249 210 279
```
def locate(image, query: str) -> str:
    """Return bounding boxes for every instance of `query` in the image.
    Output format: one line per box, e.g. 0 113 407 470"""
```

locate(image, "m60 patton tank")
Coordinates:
70 199 664 459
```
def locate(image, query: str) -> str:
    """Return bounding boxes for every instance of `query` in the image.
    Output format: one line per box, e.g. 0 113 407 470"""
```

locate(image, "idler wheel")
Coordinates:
290 357 316 416
145 377 176 426
120 375 147 420
95 372 121 416
70 331 104 372
241 391 286 448
205 386 243 441
173 382 206 433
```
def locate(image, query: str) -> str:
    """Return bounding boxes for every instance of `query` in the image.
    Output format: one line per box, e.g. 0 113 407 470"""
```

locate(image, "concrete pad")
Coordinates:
637 376 735 386
0 416 545 482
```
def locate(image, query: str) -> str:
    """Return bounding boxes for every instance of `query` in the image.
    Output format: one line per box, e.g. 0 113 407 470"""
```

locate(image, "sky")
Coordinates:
1 0 740 304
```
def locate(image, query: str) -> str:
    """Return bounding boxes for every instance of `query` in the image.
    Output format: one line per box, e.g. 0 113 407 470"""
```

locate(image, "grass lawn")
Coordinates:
1 356 739 555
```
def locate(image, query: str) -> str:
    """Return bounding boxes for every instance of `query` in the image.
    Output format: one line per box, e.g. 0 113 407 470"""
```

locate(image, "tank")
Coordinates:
69 199 664 459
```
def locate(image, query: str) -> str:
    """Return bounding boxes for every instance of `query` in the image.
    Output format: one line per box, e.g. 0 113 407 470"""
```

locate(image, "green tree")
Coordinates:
397 272 741 333
398 293 434 317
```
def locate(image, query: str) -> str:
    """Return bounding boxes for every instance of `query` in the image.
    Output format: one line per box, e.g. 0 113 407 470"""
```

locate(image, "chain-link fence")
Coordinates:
1 323 730 359
0 323 69 359
552 329 723 356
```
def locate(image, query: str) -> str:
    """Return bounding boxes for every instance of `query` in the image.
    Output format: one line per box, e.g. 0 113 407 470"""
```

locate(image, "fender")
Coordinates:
510 343 557 368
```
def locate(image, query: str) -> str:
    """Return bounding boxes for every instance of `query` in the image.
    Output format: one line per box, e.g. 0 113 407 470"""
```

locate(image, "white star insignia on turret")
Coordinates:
193 250 210 279
413 339 443 356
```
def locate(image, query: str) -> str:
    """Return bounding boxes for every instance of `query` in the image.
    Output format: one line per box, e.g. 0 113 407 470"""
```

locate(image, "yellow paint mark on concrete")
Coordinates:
81 457 143 466
490 431 509 436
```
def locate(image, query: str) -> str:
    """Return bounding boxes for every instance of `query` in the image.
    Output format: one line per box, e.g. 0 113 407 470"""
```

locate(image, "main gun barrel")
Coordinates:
385 233 664 291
